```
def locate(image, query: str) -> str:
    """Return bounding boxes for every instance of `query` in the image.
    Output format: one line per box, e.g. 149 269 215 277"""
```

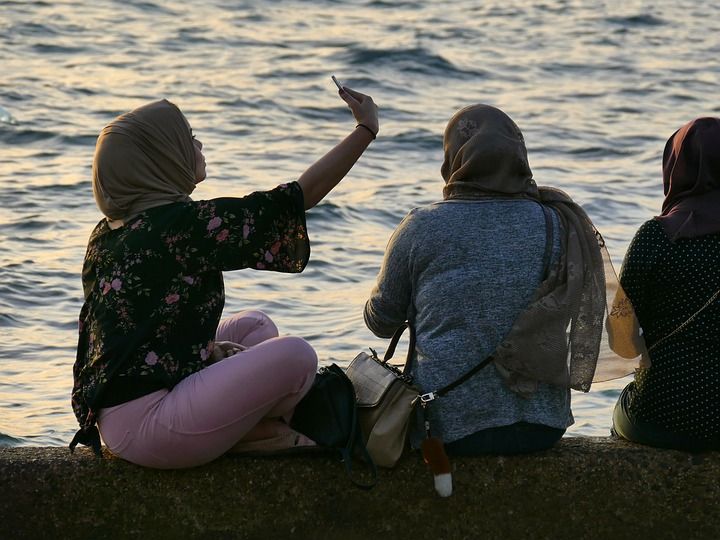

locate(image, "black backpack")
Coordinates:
290 363 377 489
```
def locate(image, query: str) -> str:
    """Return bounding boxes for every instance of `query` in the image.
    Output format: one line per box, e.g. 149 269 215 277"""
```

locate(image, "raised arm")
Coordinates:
297 86 379 210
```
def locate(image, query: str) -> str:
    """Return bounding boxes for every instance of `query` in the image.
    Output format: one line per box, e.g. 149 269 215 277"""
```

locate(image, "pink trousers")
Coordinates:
98 310 318 469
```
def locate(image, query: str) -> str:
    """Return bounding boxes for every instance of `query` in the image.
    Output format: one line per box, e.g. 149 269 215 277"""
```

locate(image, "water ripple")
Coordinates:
605 15 666 27
0 432 24 447
338 46 484 78
0 0 715 445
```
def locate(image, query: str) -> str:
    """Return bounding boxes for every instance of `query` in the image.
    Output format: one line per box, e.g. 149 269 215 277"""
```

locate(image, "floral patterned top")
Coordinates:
71 182 309 449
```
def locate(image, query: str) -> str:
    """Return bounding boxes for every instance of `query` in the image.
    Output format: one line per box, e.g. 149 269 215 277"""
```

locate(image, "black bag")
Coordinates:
290 363 377 489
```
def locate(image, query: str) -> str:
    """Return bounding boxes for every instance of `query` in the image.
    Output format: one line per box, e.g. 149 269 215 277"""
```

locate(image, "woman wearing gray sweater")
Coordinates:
364 104 636 456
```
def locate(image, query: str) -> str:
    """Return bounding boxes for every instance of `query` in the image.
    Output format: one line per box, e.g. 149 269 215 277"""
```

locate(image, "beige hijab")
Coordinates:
92 99 197 223
442 104 647 394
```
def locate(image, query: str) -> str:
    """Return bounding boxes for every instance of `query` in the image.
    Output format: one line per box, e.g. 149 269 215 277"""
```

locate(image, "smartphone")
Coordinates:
331 75 343 90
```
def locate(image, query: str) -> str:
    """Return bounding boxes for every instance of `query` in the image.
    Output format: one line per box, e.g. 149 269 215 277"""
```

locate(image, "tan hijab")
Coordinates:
442 104 647 394
92 99 197 222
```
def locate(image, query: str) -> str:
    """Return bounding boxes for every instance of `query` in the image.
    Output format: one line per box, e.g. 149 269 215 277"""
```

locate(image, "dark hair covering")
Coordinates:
441 104 536 199
656 117 720 241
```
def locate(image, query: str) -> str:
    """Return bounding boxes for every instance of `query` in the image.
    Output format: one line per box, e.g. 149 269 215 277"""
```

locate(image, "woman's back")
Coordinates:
366 198 572 446
612 116 720 451
620 219 720 438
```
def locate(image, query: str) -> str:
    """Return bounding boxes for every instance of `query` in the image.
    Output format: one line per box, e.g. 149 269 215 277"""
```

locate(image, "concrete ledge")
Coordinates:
2 437 719 540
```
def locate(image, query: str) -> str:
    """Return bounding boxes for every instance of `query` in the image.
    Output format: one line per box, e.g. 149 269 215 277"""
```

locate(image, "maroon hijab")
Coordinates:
655 117 720 241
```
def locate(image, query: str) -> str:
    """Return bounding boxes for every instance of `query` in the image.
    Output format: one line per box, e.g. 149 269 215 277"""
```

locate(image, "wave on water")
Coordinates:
0 124 93 146
366 0 422 8
9 21 59 37
0 313 24 328
113 0 179 16
0 432 23 447
0 0 711 446
338 46 484 78
387 129 439 151
0 128 56 145
605 14 665 27
31 43 86 55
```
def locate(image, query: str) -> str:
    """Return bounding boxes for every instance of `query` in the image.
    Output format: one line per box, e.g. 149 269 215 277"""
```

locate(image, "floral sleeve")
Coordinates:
186 182 310 273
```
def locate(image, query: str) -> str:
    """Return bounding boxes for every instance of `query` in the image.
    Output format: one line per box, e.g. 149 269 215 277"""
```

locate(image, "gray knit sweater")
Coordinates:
364 199 573 447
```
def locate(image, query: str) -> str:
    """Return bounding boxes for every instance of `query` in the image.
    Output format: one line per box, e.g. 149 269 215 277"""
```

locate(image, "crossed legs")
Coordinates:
98 310 317 468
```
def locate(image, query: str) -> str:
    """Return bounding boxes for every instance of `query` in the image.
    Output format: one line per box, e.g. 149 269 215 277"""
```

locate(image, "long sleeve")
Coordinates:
177 182 310 274
364 212 415 338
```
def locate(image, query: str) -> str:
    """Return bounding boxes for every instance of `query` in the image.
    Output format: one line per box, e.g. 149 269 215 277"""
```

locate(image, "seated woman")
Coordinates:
612 117 720 452
364 104 618 456
71 86 379 468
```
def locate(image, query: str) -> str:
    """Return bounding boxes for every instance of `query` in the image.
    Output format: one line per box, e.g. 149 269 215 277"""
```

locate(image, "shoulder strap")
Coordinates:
540 204 554 281
433 356 494 398
648 287 720 352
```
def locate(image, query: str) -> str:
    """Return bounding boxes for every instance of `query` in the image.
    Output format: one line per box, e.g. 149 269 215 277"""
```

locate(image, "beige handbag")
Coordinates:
346 324 420 468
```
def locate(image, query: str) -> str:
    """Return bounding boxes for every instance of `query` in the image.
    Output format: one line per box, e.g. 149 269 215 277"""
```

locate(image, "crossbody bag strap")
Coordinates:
648 287 720 352
341 386 378 490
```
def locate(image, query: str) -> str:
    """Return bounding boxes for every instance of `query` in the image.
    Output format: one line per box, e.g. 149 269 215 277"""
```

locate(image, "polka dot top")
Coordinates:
620 219 720 441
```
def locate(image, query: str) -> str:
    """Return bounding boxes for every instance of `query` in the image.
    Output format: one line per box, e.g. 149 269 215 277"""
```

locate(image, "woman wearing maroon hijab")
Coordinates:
612 117 720 451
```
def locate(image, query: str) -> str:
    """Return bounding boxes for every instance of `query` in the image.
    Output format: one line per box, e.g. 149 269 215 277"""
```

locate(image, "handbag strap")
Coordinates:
382 322 416 375
341 400 378 490
647 287 720 352
327 364 378 489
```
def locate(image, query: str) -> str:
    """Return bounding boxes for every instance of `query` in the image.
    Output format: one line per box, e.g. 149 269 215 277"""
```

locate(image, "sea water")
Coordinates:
1 0 718 447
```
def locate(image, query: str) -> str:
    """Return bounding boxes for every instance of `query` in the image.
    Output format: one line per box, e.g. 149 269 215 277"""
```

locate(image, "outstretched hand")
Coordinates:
338 86 379 137
296 82 380 209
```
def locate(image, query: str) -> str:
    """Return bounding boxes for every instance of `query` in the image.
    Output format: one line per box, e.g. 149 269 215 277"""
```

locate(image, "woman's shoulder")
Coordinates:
401 199 543 229
632 219 669 245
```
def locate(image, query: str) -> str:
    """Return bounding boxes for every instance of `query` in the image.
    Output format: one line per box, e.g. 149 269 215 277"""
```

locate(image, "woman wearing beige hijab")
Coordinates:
365 104 643 456
71 87 379 468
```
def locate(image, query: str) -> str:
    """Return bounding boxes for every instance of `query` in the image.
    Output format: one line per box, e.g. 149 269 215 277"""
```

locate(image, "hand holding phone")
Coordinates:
332 76 379 139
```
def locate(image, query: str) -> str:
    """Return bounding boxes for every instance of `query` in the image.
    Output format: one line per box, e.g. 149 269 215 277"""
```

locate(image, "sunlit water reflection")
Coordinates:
1 0 718 446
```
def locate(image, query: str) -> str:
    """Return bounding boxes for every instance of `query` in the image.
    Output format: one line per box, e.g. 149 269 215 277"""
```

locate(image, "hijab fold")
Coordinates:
655 117 720 241
92 99 197 222
442 105 647 395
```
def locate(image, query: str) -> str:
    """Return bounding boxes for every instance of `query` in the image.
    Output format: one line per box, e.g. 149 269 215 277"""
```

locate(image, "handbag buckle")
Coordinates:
419 392 436 404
